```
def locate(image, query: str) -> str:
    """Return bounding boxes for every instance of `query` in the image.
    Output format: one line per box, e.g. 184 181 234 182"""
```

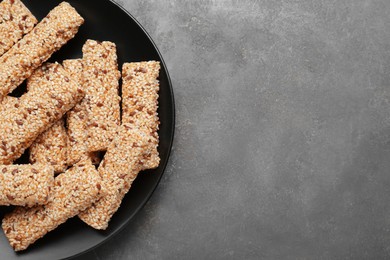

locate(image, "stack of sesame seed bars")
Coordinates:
0 1 161 252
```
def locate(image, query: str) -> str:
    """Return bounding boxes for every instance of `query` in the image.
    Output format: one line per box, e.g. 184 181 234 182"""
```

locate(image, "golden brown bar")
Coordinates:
122 61 161 169
0 164 54 207
82 40 121 152
0 0 37 57
2 159 101 251
79 124 155 229
0 62 84 164
0 2 84 101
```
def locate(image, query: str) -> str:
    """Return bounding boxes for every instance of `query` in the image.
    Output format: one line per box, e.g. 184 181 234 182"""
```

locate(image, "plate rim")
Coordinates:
63 0 175 259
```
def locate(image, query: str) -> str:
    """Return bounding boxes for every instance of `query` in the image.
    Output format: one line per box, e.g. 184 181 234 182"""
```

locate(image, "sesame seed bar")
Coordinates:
29 120 68 174
0 2 84 101
79 124 155 229
64 59 99 165
0 164 54 207
27 64 69 173
0 0 37 57
82 40 121 152
2 159 102 251
122 61 161 169
0 62 84 164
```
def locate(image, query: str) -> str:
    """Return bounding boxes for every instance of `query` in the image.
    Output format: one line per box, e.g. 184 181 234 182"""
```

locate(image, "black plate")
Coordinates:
0 0 174 259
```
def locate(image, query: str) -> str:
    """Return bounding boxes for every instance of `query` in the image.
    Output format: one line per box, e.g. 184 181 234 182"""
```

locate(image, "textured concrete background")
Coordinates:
77 0 390 259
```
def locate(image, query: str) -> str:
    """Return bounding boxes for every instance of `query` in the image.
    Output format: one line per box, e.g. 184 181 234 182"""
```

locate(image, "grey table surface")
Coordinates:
76 0 390 259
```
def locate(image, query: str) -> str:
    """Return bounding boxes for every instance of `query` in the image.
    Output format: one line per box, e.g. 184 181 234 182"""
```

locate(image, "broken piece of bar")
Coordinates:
0 2 84 101
82 40 121 152
2 159 101 251
0 62 84 164
122 61 161 169
79 124 156 229
0 0 38 57
0 164 54 207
